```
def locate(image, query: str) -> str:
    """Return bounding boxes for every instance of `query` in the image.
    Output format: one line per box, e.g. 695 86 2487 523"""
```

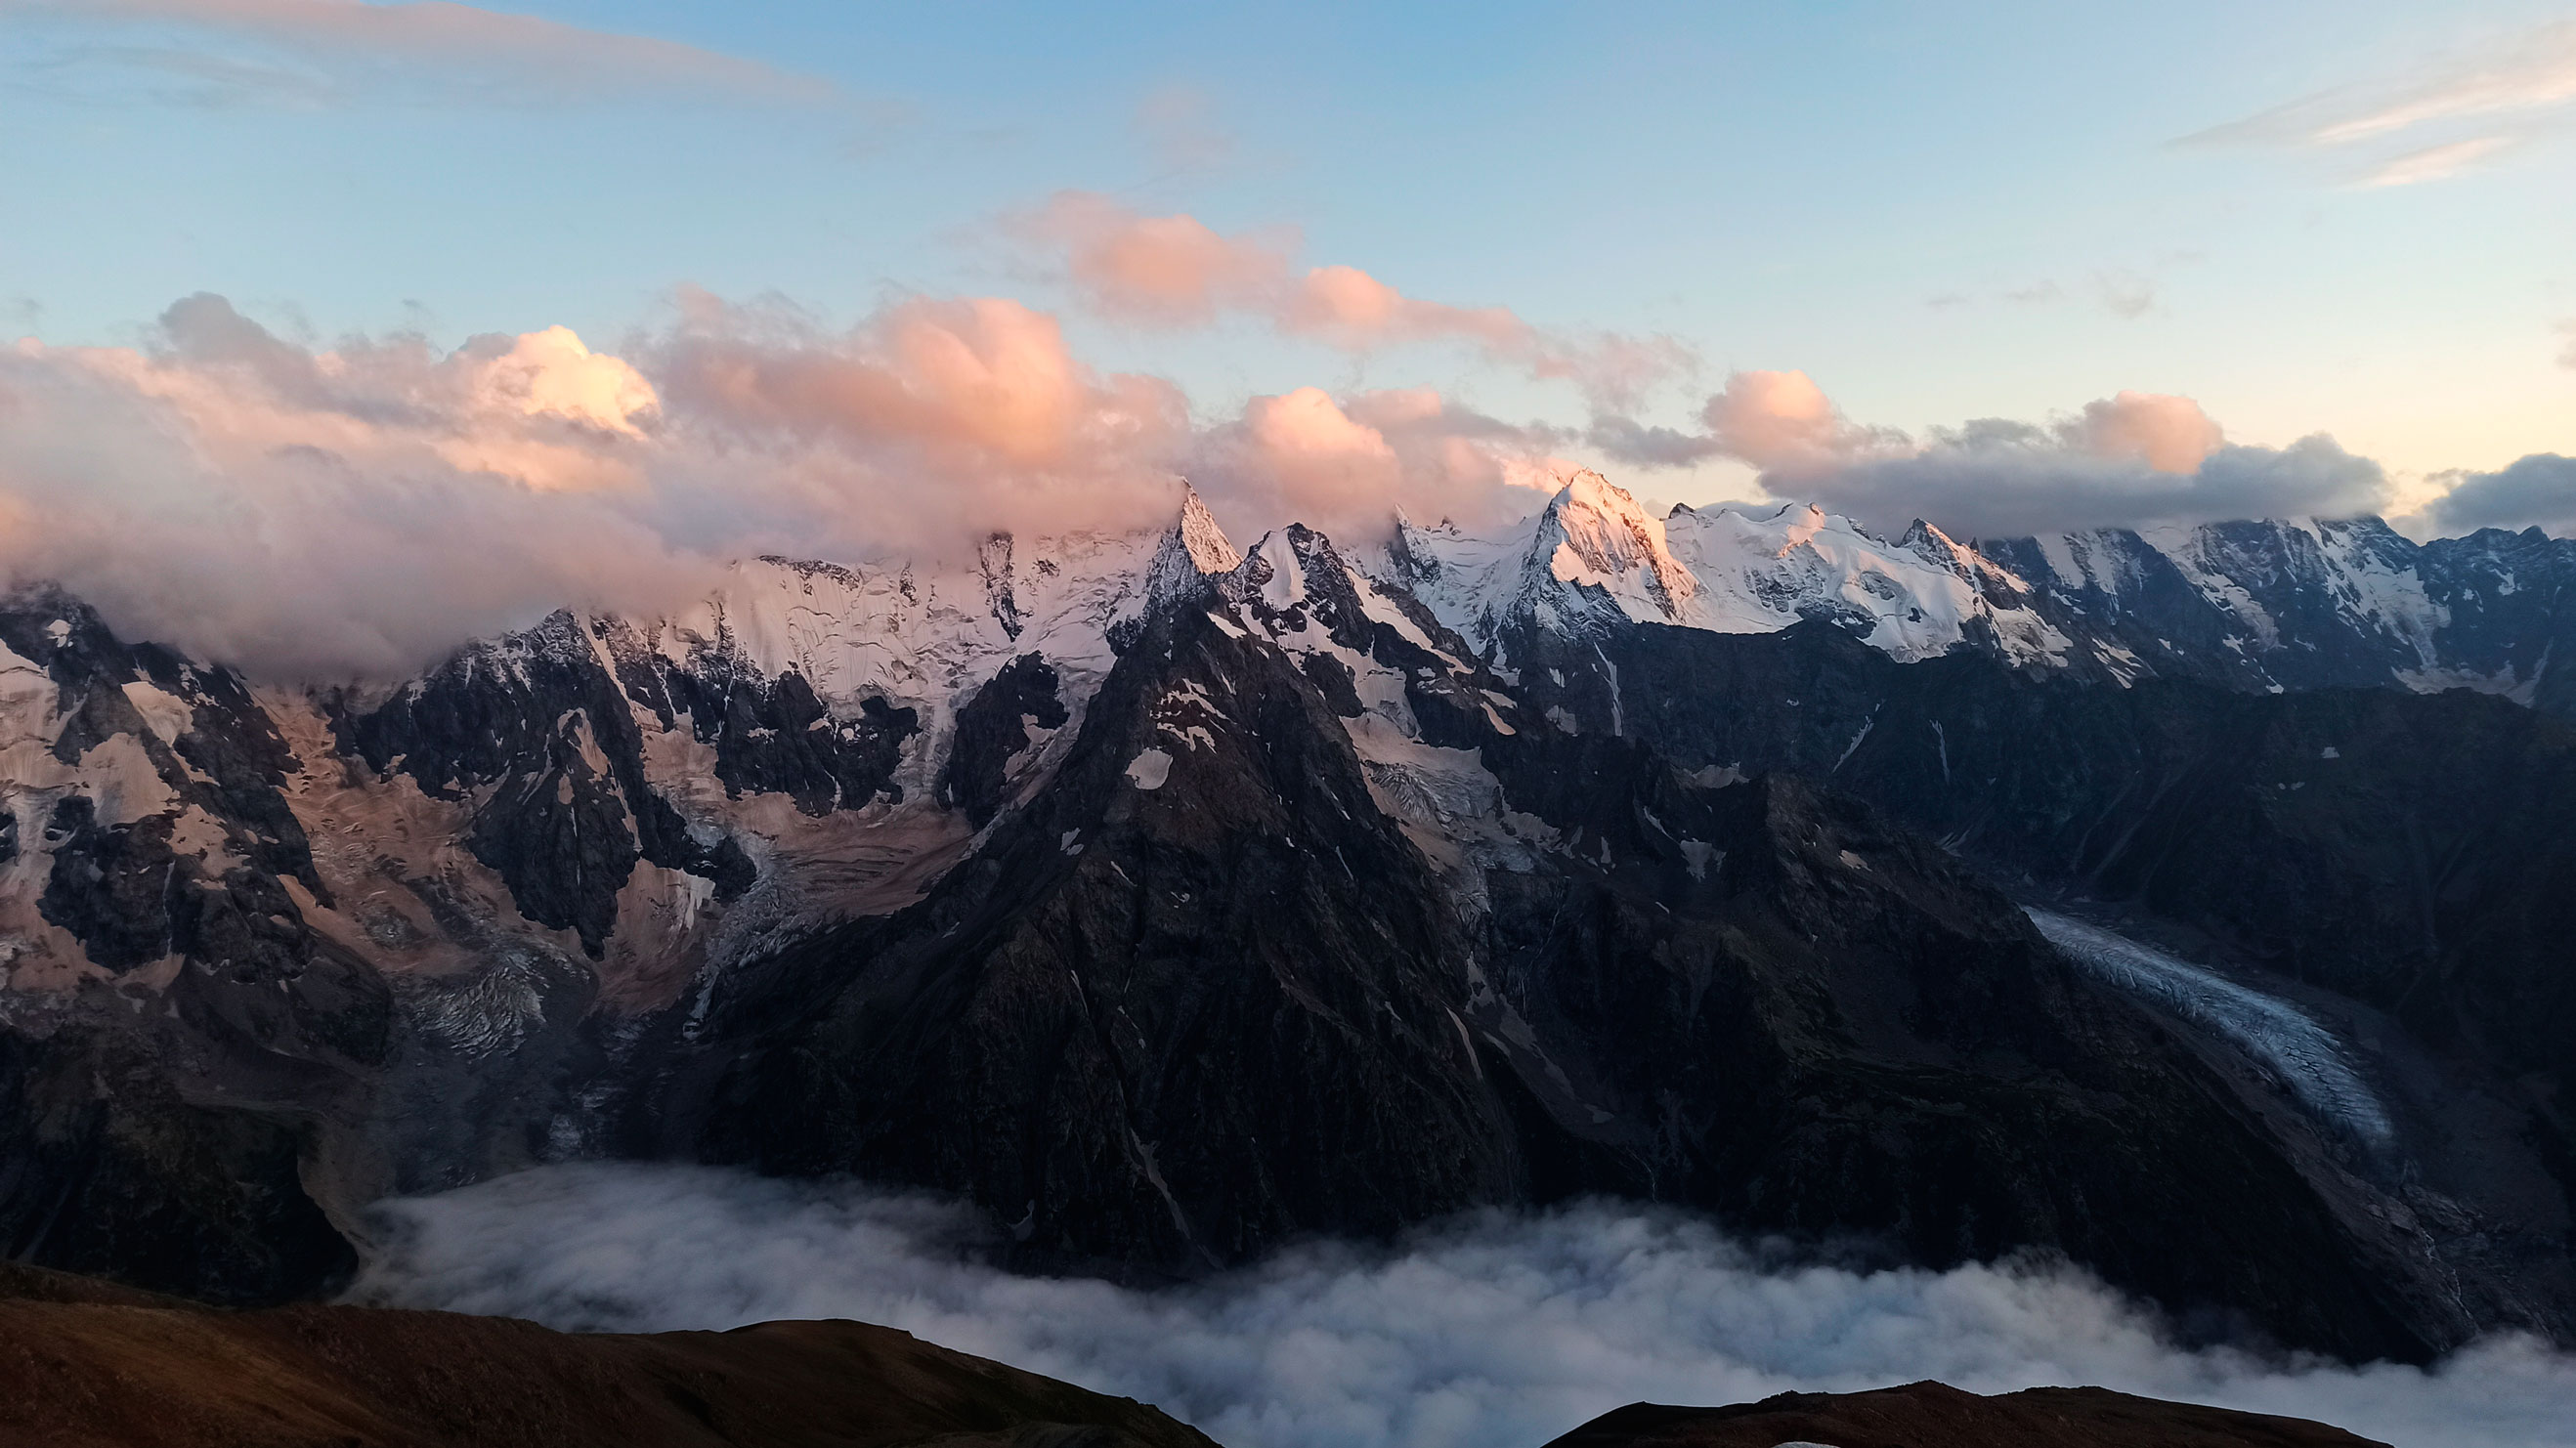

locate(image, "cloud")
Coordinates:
1133 84 1237 175
1592 368 1897 474
6 0 839 106
0 292 1204 678
1010 192 1695 408
2425 453 2576 535
1918 275 2168 321
2067 391 2224 473
0 289 1596 677
2556 320 2576 369
352 1162 2576 1448
2356 135 2515 189
2091 270 2159 319
1015 192 1297 326
2185 20 2576 187
1193 386 1574 541
1806 432 2389 541
1593 376 2380 537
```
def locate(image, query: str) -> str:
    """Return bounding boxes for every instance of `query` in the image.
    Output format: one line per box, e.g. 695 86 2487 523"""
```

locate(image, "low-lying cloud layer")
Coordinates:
352 1163 2576 1448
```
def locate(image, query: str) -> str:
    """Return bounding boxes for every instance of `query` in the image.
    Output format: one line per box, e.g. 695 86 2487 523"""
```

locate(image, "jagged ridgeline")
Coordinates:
3 476 2573 1361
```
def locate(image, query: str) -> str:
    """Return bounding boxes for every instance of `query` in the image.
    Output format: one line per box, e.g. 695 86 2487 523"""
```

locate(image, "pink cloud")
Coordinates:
2068 391 2223 473
1017 192 1294 326
1014 193 1694 407
1193 385 1574 541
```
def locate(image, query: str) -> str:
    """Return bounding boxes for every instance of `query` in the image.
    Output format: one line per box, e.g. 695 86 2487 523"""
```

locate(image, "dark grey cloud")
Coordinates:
1585 414 1727 469
1587 375 2386 539
353 1162 2576 1448
1803 434 2389 541
2426 453 2576 535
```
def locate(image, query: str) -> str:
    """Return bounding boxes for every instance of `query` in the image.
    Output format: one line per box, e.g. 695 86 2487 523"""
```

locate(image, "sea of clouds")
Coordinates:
350 1162 2576 1448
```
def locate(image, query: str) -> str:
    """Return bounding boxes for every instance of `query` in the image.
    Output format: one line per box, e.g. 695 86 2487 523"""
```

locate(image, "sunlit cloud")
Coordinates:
0 288 1579 676
1009 192 1696 408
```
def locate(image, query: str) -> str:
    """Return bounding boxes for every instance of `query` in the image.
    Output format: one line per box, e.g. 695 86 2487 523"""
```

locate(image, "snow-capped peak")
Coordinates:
1531 471 1700 618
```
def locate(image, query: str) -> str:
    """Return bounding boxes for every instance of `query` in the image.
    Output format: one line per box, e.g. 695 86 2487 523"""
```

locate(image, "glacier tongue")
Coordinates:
2027 909 2393 1150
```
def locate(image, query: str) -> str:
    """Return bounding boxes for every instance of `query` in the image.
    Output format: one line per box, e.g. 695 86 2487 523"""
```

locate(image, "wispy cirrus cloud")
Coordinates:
2356 134 2519 189
1131 84 1238 177
2184 20 2576 188
4 0 840 106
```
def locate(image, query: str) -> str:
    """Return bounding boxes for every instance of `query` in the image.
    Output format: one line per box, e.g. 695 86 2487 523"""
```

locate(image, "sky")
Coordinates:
3 0 2574 672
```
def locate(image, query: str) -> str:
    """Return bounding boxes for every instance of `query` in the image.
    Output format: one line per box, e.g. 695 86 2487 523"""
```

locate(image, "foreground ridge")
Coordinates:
1543 1381 2389 1448
0 1262 1217 1448
0 1261 2391 1448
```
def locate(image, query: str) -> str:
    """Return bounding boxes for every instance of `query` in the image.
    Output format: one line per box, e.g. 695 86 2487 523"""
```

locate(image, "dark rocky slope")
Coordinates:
1570 619 2576 1171
664 607 1526 1267
1543 1381 2386 1448
655 603 2452 1358
0 1262 1216 1448
0 592 387 1306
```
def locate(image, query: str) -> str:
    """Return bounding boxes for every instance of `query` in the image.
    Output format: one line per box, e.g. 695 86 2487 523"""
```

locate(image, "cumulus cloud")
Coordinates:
2184 20 2576 188
6 0 840 106
1011 192 1695 407
1592 376 2383 538
0 292 1206 677
2066 390 2225 473
1193 386 1574 541
2425 453 2576 535
0 289 1605 677
352 1162 2576 1448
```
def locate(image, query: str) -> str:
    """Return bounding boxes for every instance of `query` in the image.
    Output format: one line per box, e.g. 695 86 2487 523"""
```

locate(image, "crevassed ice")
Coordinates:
2026 909 2393 1149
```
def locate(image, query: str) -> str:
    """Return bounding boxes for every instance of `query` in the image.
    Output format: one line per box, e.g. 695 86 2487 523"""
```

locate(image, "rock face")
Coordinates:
4 480 2575 1364
0 1262 1218 1448
1542 1381 2387 1448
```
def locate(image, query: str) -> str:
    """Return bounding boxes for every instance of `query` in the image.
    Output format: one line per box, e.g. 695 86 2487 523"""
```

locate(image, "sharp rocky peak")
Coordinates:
1144 482 1245 613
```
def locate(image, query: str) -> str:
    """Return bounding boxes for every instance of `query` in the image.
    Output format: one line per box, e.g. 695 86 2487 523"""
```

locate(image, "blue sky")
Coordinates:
5 0 2572 512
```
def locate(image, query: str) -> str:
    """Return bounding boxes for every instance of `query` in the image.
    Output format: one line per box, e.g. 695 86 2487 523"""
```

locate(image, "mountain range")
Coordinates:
3 472 2571 1366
